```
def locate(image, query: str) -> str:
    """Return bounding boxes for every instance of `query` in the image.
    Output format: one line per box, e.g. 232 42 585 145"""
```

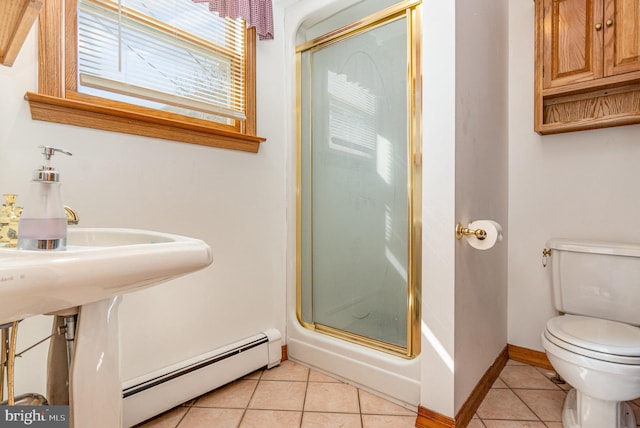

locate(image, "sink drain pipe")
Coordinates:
62 316 76 370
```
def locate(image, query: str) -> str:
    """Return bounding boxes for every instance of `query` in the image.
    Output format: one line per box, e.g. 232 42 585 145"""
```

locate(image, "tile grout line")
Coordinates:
299 366 310 428
357 387 364 427
504 378 547 425
236 369 264 427
509 385 545 424
173 405 190 428
174 392 204 428
481 367 564 427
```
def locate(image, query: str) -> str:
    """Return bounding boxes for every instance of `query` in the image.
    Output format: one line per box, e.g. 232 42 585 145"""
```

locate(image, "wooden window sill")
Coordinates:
25 92 266 153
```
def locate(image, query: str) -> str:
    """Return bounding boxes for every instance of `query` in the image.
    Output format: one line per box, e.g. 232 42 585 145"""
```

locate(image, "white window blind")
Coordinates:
77 0 247 123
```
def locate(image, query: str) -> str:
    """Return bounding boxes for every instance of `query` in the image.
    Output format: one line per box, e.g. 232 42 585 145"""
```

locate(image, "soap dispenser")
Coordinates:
17 146 72 251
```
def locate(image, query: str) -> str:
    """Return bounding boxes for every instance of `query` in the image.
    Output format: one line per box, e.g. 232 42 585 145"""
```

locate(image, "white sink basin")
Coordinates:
0 227 212 427
0 228 213 325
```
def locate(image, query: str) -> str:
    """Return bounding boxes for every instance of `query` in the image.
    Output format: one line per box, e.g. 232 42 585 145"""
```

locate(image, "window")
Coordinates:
26 0 265 152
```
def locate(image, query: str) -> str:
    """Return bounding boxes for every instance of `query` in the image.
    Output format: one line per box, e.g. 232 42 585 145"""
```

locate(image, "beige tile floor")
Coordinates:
472 360 640 428
136 359 640 428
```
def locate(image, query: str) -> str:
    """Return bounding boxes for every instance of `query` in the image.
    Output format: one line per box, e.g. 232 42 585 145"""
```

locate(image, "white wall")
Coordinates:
421 0 509 417
454 0 509 413
420 0 457 417
0 13 287 395
508 1 640 352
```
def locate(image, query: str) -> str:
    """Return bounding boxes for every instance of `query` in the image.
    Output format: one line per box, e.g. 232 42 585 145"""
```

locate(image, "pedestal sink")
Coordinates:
0 228 213 427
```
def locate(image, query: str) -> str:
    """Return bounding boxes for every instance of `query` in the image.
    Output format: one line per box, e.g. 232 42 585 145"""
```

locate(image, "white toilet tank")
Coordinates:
549 239 640 325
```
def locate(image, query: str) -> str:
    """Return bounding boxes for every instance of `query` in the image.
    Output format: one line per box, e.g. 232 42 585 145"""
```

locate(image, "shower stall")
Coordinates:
295 0 422 369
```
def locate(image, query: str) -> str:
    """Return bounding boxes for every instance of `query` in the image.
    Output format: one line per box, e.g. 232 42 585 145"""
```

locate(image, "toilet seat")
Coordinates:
545 315 640 365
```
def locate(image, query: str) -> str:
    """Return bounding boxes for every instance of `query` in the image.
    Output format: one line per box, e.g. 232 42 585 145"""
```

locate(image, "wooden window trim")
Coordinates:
27 0 265 153
0 0 43 67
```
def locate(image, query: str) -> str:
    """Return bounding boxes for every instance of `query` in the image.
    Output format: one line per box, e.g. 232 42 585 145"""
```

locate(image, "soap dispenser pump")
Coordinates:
17 146 72 251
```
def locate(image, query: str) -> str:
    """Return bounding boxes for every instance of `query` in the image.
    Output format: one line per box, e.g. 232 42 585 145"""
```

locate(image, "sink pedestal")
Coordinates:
69 297 123 428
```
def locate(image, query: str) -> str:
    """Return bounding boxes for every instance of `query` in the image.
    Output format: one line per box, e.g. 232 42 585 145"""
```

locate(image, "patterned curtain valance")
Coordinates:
192 0 274 40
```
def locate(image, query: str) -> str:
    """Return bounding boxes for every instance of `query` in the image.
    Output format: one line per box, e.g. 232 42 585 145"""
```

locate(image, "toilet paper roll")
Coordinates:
464 220 503 250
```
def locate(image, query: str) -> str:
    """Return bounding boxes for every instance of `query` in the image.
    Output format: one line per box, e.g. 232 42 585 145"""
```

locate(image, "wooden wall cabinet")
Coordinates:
535 0 640 134
0 0 42 67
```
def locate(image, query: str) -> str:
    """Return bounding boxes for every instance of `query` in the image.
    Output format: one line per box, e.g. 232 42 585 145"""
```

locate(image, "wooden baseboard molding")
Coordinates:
415 345 509 428
416 406 455 428
507 344 553 370
281 344 288 362
454 345 509 427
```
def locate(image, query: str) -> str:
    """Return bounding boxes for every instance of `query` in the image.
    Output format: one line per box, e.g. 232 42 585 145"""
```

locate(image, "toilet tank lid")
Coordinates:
547 239 640 258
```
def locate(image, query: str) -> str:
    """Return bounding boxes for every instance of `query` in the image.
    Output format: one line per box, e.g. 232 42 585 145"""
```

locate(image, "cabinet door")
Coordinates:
543 0 604 88
604 0 640 76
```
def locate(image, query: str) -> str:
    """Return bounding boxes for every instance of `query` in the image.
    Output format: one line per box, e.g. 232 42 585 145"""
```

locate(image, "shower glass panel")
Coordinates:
297 2 421 357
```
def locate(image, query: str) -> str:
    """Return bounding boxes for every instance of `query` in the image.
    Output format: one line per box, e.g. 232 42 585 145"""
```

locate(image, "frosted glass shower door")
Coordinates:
298 10 419 355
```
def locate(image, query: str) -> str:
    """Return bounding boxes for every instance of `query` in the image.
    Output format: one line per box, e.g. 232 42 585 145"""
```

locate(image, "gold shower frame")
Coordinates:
295 0 422 359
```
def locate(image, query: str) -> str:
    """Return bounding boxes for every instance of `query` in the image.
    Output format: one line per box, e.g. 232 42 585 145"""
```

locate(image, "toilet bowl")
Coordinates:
541 240 640 428
542 315 640 428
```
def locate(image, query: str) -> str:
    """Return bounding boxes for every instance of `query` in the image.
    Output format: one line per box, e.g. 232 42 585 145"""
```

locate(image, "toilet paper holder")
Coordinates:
455 223 487 241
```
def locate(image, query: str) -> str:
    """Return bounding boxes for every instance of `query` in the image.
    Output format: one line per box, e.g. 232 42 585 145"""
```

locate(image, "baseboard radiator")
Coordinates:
122 329 282 427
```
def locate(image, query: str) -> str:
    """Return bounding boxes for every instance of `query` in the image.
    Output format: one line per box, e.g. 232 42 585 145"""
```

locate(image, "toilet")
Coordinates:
541 239 640 428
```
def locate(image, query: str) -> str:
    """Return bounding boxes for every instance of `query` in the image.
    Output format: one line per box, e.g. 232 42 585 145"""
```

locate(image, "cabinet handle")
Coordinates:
595 23 602 31
606 19 613 27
